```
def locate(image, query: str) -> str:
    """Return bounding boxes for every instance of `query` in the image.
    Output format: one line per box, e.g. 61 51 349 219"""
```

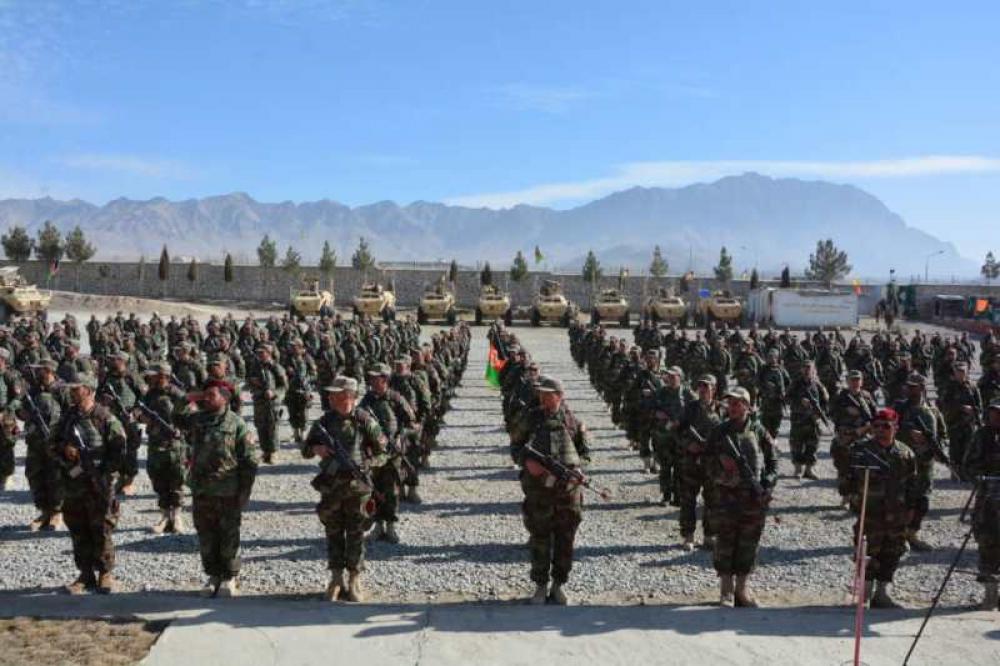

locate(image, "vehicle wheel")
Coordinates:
474 308 483 325
530 308 541 327
620 311 630 328
446 308 457 326
417 308 428 325
503 309 513 327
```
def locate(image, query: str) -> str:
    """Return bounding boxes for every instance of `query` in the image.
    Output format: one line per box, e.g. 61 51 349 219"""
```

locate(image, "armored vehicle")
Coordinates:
591 288 630 327
475 284 512 326
289 276 334 318
352 282 396 322
0 267 50 323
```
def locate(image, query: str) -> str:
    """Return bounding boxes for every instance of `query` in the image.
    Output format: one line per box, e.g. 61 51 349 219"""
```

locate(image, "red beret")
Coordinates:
873 408 898 423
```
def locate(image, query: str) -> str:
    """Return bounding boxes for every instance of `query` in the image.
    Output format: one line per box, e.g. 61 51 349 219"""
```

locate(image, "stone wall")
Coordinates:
5 260 997 316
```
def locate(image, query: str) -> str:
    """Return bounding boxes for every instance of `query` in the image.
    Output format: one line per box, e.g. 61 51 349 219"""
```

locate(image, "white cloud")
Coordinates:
445 156 1000 209
58 153 198 179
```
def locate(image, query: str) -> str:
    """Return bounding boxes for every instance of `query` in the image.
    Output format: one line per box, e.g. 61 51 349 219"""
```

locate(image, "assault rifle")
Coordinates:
311 422 380 499
522 443 612 500
21 391 51 439
804 391 832 428
724 434 768 501
64 422 113 501
134 396 183 440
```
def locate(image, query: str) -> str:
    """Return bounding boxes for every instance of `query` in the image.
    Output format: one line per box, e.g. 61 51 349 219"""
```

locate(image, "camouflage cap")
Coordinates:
666 365 684 377
366 362 392 377
29 358 58 371
110 351 130 362
724 386 752 404
847 370 864 380
67 373 98 390
254 342 273 354
205 353 228 367
393 356 411 366
696 374 717 386
534 375 563 394
906 372 927 386
143 361 173 376
897 351 911 359
325 376 359 394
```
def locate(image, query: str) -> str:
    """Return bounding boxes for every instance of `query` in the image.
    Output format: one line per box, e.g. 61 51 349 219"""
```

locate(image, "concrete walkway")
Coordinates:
2 592 998 665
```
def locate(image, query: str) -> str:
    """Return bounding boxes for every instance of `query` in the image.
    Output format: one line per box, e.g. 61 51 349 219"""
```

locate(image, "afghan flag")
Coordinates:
852 279 862 296
48 259 60 278
534 245 544 264
485 339 507 388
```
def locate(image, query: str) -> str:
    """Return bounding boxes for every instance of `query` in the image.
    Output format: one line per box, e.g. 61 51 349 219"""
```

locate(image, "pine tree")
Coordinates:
509 250 528 282
64 225 96 292
351 236 376 272
749 267 760 290
1 225 34 261
713 246 733 284
480 261 494 286
983 251 1000 285
224 253 234 282
257 234 278 268
805 238 852 287
780 266 791 288
281 245 302 273
187 258 198 282
158 245 170 298
649 245 668 278
35 221 65 263
582 250 602 285
318 241 337 282
448 259 458 284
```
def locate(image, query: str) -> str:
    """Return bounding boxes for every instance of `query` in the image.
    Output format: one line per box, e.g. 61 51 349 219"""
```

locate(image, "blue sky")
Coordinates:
0 0 997 259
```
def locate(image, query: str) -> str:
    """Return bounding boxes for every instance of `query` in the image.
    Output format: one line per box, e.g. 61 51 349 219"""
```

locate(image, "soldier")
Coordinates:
97 351 144 495
846 408 917 608
964 400 1000 610
676 375 723 550
510 376 591 605
706 386 777 607
649 366 689 506
360 363 416 544
303 376 387 603
140 361 189 534
979 355 1000 408
938 361 982 481
757 349 789 440
52 373 126 594
830 370 877 507
0 349 18 491
787 361 829 479
247 343 287 464
895 372 951 551
17 359 65 529
284 340 316 443
185 382 258 597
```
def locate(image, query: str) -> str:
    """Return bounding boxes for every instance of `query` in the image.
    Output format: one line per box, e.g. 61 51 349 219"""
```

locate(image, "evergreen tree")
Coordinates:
713 246 733 283
1 225 34 261
649 245 668 278
982 251 999 285
509 250 528 282
224 253 234 282
64 225 96 292
158 245 170 297
780 266 791 288
35 220 65 263
749 267 760 290
281 245 302 273
480 261 494 286
448 258 458 284
805 238 852 287
257 234 278 268
582 250 602 285
187 258 198 282
318 241 337 275
351 236 376 272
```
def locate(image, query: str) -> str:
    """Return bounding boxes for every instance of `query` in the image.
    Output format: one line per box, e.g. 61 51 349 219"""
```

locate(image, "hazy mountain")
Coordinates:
0 173 976 279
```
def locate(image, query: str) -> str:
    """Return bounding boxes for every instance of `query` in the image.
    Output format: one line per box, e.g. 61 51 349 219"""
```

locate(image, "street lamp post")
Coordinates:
924 250 944 283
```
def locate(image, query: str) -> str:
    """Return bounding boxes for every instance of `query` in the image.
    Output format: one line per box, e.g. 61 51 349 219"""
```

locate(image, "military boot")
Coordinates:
871 581 902 609
529 583 548 605
96 572 116 595
681 535 696 552
45 511 64 531
792 464 803 479
719 575 735 607
293 428 303 443
152 510 171 535
860 580 874 607
735 575 759 608
346 571 365 602
369 520 386 541
65 573 96 595
802 466 819 481
325 570 345 602
384 522 400 544
200 576 220 598
169 507 186 535
217 577 240 598
407 486 423 505
548 583 568 605
648 458 659 474
906 530 933 552
980 582 999 611
262 451 274 465
29 512 50 532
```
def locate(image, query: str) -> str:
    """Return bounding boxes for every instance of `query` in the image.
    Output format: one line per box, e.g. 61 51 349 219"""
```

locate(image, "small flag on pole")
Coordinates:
533 245 544 265
485 339 507 388
852 279 862 296
47 260 59 280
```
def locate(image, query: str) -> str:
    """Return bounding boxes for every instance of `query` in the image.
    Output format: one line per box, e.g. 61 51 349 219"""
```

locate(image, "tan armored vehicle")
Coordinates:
644 287 689 327
530 280 579 327
417 278 457 325
696 291 743 326
591 288 630 327
352 282 396 322
0 267 50 322
475 284 512 326
289 276 334 319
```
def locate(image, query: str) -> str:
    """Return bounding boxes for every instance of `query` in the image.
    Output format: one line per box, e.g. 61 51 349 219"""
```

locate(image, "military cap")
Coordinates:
665 365 684 377
67 373 98 390
393 356 411 366
366 363 392 377
696 374 717 386
110 351 130 362
873 408 898 423
954 361 969 371
724 387 752 404
143 361 173 376
326 376 359 394
906 372 927 386
767 349 780 358
847 370 864 380
205 353 228 367
527 361 540 371
534 375 563 394
29 358 58 371
289 338 304 347
988 399 1000 412
66 338 81 349
254 342 273 354
0 348 9 361
644 348 660 357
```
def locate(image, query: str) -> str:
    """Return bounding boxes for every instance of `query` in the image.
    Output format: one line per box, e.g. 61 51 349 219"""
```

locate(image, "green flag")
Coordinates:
534 245 544 264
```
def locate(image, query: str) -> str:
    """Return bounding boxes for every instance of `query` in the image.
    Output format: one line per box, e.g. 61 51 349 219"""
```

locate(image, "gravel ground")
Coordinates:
0 319 986 609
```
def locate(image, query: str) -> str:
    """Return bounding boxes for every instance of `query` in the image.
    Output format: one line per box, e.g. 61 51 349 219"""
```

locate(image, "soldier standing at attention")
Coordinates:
185 382 259 597
846 408 917 608
52 374 126 595
938 361 982 481
303 377 387 603
509 376 591 606
140 361 189 534
247 343 287 464
707 386 777 607
787 361 829 480
17 359 65 530
830 370 877 507
964 400 1000 610
676 375 724 551
757 349 789 441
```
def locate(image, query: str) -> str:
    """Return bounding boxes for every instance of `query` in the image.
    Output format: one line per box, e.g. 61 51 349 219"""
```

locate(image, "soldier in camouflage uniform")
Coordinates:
707 386 777 607
830 370 877 507
964 400 1000 610
0 349 19 491
757 349 789 440
979 355 1000 409
938 361 982 481
52 374 126 595
17 359 65 530
846 408 917 608
184 382 258 597
140 361 189 534
509 376 591 605
676 375 723 550
894 372 951 551
284 339 316 443
787 361 829 480
649 366 689 506
247 343 287 464
303 376 387 603
97 351 144 495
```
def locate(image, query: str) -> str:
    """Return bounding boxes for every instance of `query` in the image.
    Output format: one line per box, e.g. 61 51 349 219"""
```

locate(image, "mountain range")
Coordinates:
0 173 976 279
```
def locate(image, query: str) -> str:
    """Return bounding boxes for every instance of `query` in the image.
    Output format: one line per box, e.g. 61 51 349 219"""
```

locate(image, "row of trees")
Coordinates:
1 222 96 265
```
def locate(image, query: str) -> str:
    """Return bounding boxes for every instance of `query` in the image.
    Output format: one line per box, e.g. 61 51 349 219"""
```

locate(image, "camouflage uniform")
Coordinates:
17 366 65 523
757 360 789 439
0 357 18 486
97 359 144 491
284 350 316 438
247 351 287 458
964 416 1000 590
677 391 723 542
787 374 829 470
359 372 416 530
830 381 877 500
649 373 689 504
895 384 950 541
938 370 983 481
142 380 188 511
